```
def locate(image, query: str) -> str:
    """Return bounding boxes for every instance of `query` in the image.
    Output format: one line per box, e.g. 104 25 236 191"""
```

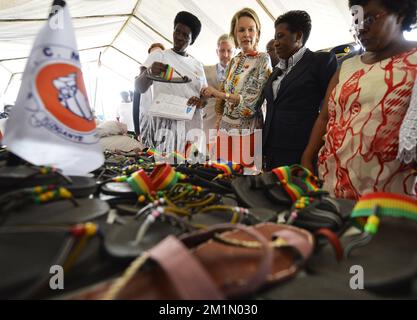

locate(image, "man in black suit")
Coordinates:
261 11 337 171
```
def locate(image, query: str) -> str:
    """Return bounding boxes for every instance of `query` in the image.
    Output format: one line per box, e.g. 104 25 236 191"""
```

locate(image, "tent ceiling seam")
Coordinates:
132 15 172 45
109 45 142 65
0 14 131 22
103 0 141 56
0 45 111 63
0 62 12 74
3 72 17 95
256 0 276 22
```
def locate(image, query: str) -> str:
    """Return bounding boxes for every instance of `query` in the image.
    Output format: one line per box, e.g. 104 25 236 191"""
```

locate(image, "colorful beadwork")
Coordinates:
170 151 186 163
112 176 128 183
33 187 73 204
127 170 154 195
272 165 320 201
351 192 417 222
146 148 158 157
150 164 183 191
294 196 316 209
39 166 55 175
160 65 174 81
210 161 243 175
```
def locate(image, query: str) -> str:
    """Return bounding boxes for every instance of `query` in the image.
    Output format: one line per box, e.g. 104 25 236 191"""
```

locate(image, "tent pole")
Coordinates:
256 0 276 21
3 73 15 96
103 0 142 56
93 52 102 114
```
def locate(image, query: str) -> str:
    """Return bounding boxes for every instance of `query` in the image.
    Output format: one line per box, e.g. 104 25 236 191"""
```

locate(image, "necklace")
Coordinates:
225 53 249 94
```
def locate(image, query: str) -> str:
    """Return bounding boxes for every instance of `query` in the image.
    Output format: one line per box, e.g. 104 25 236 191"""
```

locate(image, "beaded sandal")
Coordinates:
0 186 109 226
0 222 126 299
103 206 192 260
231 165 323 212
284 195 355 233
78 222 314 300
305 192 417 298
187 205 279 228
0 165 97 198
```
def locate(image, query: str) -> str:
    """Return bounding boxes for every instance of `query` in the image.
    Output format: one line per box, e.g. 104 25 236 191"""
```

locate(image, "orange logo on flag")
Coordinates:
36 63 95 132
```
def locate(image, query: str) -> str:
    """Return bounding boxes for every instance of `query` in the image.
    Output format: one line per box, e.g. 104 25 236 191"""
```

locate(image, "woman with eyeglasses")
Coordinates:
301 0 417 200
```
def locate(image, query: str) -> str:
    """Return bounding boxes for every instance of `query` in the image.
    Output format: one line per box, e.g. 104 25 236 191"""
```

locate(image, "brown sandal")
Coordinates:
87 222 314 300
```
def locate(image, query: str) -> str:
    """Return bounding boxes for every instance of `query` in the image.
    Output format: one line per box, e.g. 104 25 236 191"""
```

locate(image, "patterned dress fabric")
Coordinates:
216 52 271 132
318 47 417 200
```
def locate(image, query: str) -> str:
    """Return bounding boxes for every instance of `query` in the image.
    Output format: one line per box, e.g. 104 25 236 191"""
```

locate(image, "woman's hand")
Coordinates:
187 96 205 109
300 152 315 173
215 115 222 130
200 86 219 99
148 62 167 76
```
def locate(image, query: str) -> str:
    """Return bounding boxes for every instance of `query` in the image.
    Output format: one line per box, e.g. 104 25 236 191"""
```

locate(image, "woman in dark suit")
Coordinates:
262 11 337 171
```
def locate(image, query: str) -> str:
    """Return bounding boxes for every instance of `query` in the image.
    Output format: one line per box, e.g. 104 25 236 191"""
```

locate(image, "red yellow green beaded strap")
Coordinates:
169 151 186 163
209 161 243 175
160 65 174 81
127 169 155 196
150 163 186 191
351 192 417 235
146 148 158 157
65 223 99 271
32 185 73 204
272 165 320 201
37 166 58 175
292 165 321 192
117 164 186 196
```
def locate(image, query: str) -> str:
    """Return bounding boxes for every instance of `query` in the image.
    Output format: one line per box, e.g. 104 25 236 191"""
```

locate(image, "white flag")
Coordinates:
3 0 104 175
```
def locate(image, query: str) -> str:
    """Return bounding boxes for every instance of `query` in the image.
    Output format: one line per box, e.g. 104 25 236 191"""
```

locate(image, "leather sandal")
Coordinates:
0 165 97 198
306 192 417 298
93 222 314 300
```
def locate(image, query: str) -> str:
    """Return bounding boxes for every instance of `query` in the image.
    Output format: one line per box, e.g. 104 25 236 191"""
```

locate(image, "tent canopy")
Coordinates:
16 0 417 118
0 0 355 80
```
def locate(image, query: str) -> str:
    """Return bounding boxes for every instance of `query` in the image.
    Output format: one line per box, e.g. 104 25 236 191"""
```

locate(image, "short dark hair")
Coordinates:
174 11 202 45
348 0 417 31
275 10 312 46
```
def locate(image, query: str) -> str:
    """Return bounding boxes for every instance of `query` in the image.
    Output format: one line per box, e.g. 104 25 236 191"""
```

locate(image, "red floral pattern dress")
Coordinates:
318 48 417 200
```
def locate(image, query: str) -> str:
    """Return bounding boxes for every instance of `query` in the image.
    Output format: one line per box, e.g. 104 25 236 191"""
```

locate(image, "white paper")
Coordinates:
148 93 196 121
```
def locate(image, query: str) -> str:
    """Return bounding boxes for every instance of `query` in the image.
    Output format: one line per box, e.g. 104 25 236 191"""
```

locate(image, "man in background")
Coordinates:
203 34 234 147
116 91 134 133
266 39 279 68
0 104 13 141
132 43 165 139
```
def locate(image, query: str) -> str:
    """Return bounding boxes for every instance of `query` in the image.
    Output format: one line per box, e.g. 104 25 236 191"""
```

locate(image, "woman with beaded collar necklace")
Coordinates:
201 8 272 167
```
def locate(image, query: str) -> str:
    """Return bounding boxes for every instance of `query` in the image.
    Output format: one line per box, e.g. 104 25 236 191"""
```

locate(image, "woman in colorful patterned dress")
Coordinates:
201 8 272 166
301 0 417 200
